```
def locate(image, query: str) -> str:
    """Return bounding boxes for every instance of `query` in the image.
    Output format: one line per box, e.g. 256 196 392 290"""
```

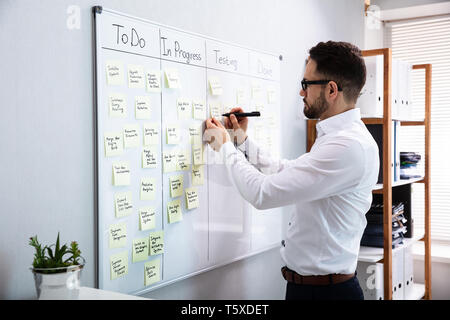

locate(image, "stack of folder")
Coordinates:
400 152 422 180
361 202 407 249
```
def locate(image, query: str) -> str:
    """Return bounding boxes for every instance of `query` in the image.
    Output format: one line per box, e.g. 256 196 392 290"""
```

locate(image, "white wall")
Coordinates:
0 0 364 299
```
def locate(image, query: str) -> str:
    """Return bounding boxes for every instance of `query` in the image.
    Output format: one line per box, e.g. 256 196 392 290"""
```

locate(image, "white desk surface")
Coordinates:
78 286 150 300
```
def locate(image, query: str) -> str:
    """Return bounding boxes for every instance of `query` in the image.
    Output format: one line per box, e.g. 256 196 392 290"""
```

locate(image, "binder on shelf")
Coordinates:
392 58 400 120
403 245 415 299
357 55 384 117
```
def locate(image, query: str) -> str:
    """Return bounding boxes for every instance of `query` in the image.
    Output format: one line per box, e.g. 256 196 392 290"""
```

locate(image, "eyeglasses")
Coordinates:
301 79 343 91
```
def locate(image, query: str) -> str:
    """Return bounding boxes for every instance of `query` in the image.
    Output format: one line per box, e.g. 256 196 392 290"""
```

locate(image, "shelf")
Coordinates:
358 231 425 263
405 283 425 300
361 117 425 125
372 176 425 193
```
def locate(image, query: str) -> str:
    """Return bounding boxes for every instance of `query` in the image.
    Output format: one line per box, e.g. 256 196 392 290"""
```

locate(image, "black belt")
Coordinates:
281 266 355 286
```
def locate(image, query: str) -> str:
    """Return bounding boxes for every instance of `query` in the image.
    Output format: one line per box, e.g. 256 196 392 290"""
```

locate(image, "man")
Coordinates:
204 41 379 300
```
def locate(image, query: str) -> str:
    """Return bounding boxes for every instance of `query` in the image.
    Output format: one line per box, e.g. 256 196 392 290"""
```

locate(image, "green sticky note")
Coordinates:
191 165 204 186
166 125 180 145
169 175 184 198
110 251 128 280
109 223 127 249
149 231 164 256
114 192 133 218
139 207 156 231
104 132 124 157
123 124 140 148
143 123 159 146
140 177 156 201
176 149 190 171
167 199 182 223
144 258 161 286
177 98 192 120
112 161 130 186
192 100 206 120
163 151 177 173
192 144 203 165
142 146 158 169
185 187 199 210
132 237 149 263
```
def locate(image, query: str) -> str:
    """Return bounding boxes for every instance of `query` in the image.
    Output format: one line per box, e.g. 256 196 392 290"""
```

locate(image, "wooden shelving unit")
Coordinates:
306 48 431 300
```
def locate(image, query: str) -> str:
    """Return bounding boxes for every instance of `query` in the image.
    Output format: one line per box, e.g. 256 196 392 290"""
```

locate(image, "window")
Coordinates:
385 16 450 242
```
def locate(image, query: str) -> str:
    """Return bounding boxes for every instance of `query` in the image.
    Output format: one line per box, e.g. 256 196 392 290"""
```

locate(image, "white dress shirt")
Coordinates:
219 108 379 275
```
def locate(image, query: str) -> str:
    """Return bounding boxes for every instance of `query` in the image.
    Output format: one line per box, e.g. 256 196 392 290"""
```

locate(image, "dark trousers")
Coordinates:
285 275 364 300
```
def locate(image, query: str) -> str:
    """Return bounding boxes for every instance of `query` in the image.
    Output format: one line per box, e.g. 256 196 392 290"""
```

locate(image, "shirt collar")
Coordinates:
316 108 361 137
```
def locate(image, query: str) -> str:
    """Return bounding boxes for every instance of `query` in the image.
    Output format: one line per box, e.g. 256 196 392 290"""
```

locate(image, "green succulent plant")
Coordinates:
29 232 83 274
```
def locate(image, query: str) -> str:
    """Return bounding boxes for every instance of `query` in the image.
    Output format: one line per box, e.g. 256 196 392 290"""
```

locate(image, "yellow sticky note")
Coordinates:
149 231 164 256
176 149 191 171
106 60 124 86
166 125 180 145
104 132 124 157
237 88 246 104
108 93 127 118
140 177 156 201
177 98 192 120
189 125 202 145
209 76 223 96
139 207 156 231
209 103 222 119
163 151 177 173
167 199 182 223
143 123 159 146
165 69 180 89
146 70 161 93
267 86 277 104
144 259 160 286
132 237 149 263
185 187 199 210
251 81 263 101
112 161 130 186
169 175 184 198
192 100 206 120
114 192 133 218
142 147 158 169
109 223 127 249
192 144 203 165
135 96 151 120
123 124 140 148
110 251 128 280
128 64 145 89
191 165 204 186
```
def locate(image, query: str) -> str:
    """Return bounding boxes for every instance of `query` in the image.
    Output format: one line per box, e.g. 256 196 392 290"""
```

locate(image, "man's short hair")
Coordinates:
309 41 366 103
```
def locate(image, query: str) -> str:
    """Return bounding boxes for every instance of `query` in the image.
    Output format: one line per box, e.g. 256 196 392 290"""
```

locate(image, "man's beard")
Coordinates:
303 90 329 119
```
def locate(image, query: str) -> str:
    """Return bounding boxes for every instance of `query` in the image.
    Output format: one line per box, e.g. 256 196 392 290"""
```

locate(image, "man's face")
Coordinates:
300 58 330 119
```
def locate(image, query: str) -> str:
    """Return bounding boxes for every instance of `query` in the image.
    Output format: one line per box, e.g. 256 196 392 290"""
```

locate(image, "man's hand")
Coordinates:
224 107 248 146
204 117 230 152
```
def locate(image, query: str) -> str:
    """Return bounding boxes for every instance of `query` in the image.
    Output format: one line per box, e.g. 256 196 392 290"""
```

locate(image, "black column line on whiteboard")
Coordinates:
101 46 161 60
204 39 210 263
158 27 165 283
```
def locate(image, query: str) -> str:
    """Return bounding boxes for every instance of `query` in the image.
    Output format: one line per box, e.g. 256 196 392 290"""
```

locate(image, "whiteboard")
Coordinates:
93 6 282 295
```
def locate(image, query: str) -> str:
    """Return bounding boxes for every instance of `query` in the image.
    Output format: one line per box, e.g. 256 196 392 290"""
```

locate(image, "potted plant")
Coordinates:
29 232 85 300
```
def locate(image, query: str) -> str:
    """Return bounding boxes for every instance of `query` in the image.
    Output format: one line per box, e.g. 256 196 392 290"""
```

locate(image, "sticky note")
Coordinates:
176 149 190 171
189 125 202 145
185 187 199 210
149 231 164 256
169 175 184 198
237 88 246 104
209 103 222 119
112 161 130 186
135 96 151 119
177 98 192 120
132 237 149 263
192 100 206 120
166 125 180 145
165 69 180 89
110 251 128 280
251 81 263 101
123 124 140 148
142 147 158 169
139 207 156 231
114 192 133 218
128 64 145 89
144 259 160 286
192 145 203 165
104 132 123 157
108 93 127 118
146 70 161 93
192 165 204 186
167 199 182 223
140 177 156 201
109 223 127 249
106 61 124 86
143 123 159 146
163 151 177 173
267 86 277 104
209 77 223 96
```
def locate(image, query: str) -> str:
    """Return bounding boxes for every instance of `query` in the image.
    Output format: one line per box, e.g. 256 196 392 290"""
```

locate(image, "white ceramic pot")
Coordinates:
31 259 85 300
